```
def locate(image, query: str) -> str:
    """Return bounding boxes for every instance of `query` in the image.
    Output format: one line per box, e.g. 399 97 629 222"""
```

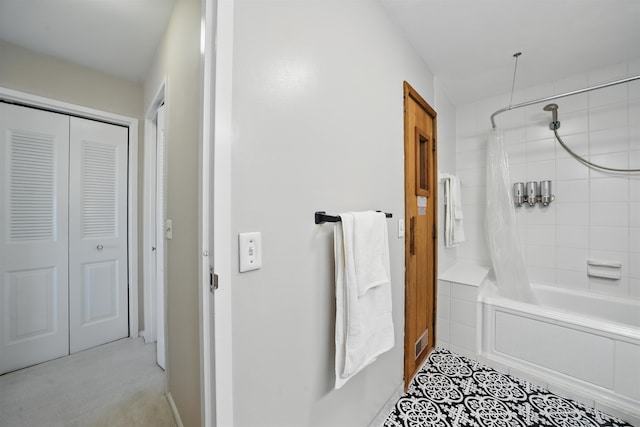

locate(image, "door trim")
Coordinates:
402 81 438 388
143 81 168 373
143 80 166 347
0 86 140 339
200 0 214 423
205 0 235 425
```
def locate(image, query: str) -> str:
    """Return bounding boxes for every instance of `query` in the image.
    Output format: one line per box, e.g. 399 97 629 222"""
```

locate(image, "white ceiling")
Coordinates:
1 0 639 104
0 0 175 82
380 0 640 105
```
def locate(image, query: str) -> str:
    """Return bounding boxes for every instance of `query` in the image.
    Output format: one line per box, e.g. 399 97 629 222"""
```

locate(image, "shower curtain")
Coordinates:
485 128 534 303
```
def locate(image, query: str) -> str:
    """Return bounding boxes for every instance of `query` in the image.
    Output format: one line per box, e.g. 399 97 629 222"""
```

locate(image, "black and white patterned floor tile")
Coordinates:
383 347 633 427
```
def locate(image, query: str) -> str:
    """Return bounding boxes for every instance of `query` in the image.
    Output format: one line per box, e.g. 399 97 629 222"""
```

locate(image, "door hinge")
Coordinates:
209 266 218 292
432 224 436 240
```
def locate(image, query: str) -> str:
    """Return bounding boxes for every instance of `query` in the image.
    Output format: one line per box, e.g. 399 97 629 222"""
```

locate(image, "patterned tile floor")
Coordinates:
383 347 633 427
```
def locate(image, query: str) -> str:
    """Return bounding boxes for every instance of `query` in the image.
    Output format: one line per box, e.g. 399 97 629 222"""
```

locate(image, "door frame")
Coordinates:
142 81 167 368
402 81 438 388
202 0 235 425
0 86 140 339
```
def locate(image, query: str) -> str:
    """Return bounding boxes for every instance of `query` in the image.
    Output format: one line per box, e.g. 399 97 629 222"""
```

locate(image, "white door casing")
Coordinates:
0 103 70 374
201 0 215 418
143 98 159 346
142 82 167 370
202 0 234 426
156 103 167 370
208 0 235 424
68 116 129 353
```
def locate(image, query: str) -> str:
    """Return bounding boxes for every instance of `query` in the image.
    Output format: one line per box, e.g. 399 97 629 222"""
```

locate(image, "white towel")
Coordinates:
351 211 390 296
444 176 465 247
452 176 464 221
334 211 394 389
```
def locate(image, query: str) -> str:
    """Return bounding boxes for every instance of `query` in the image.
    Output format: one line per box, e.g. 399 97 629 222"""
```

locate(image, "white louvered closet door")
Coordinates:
0 103 70 374
68 117 128 353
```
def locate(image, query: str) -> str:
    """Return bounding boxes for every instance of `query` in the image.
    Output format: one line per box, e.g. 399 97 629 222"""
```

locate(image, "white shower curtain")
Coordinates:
485 128 534 303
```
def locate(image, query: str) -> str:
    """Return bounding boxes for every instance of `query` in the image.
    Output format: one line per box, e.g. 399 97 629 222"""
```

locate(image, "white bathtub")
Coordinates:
478 280 640 423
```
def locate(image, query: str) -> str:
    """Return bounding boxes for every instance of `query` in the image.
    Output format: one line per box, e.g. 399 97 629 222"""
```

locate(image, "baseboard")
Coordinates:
166 392 185 427
368 381 404 427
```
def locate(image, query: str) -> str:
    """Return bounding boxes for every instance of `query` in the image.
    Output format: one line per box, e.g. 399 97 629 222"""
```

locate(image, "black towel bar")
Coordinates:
314 211 393 224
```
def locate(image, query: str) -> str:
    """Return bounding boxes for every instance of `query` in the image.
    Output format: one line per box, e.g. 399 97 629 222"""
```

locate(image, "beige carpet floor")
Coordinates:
0 337 176 427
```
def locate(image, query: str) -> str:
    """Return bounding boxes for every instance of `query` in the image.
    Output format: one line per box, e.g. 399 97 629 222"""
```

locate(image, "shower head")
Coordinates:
543 103 560 130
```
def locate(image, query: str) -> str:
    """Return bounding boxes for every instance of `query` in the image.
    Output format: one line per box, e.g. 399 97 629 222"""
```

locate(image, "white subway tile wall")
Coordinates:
436 84 458 276
436 280 480 353
456 60 640 298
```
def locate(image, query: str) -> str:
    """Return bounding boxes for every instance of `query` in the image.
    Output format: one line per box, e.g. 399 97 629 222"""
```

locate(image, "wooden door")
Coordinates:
0 103 70 374
68 116 129 353
403 82 438 388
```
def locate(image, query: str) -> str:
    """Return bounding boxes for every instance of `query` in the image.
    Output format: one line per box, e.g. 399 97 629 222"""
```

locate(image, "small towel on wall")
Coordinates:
334 211 394 389
352 211 390 296
444 175 465 247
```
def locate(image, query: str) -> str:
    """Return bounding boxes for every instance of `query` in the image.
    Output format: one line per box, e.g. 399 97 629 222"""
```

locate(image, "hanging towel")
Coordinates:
334 211 394 389
352 211 390 296
444 176 465 247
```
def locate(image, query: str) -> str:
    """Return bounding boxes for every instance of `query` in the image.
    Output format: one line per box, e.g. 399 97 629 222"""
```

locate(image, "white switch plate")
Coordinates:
398 219 405 238
165 219 173 240
239 232 262 272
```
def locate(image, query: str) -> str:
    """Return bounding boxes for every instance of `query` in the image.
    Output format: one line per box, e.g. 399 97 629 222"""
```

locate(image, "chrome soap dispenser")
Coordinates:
540 180 555 206
526 181 538 207
513 183 525 207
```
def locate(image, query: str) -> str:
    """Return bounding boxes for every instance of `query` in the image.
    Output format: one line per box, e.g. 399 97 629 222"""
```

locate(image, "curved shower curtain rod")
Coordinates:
490 74 640 129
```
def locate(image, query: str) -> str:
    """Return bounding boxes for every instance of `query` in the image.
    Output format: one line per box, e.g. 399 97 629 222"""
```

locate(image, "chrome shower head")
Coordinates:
543 103 560 130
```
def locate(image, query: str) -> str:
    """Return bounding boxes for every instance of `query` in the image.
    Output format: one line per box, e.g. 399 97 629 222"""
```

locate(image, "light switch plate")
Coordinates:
165 219 173 240
398 219 405 238
239 232 262 272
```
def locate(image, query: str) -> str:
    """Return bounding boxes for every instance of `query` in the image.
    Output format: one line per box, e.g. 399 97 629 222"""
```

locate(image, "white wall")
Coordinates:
0 39 143 119
456 60 640 298
435 79 458 274
143 1 203 425
231 1 455 425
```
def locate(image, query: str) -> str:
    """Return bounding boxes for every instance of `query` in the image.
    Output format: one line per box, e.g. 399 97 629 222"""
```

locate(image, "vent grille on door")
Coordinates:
415 329 429 360
9 130 56 241
82 141 118 238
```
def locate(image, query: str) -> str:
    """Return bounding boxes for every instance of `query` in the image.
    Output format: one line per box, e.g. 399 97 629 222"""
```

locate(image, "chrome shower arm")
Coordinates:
490 74 640 129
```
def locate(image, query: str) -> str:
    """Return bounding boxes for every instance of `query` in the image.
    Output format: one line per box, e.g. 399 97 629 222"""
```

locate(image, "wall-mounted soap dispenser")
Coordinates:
526 181 538 207
513 183 525 207
513 180 555 207
540 180 555 206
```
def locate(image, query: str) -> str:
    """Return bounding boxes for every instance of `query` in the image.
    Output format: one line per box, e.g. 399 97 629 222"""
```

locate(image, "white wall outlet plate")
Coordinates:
239 232 262 272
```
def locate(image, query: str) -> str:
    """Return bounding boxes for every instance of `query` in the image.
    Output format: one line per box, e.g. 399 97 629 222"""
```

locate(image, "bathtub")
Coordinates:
478 279 640 422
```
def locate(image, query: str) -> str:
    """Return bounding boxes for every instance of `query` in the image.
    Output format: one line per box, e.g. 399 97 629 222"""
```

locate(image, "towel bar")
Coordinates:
314 211 393 224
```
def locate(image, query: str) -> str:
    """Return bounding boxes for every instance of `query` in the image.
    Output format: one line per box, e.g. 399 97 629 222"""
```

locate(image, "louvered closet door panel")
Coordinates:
69 116 128 353
0 103 70 374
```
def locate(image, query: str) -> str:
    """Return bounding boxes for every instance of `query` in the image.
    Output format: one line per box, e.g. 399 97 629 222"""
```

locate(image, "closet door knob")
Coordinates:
97 244 104 251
